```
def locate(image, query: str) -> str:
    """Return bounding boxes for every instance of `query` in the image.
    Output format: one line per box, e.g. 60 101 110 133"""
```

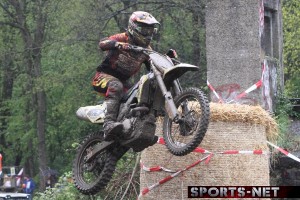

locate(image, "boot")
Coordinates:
103 99 123 141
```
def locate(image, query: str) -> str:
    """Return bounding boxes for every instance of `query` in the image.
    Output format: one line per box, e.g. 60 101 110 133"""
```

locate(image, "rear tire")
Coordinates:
163 87 210 156
72 132 126 195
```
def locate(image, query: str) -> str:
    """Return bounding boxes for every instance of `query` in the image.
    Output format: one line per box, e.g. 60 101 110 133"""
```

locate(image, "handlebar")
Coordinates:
128 45 181 64
128 45 152 54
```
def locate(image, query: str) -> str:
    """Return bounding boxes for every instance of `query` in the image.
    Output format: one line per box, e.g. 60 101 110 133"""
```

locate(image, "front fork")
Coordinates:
151 65 181 122
173 79 190 116
172 79 183 96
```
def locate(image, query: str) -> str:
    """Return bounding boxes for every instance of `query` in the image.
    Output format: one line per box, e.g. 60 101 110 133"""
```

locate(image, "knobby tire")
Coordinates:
72 132 126 195
163 87 210 156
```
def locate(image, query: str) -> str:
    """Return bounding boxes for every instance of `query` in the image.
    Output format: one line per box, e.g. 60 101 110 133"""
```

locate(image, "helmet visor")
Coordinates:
136 26 157 36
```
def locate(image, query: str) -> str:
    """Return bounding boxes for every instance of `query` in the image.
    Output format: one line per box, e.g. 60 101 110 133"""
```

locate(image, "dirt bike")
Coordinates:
72 46 210 195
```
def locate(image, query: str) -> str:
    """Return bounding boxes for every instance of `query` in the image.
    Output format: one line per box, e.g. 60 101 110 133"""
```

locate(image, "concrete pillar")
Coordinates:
206 0 283 112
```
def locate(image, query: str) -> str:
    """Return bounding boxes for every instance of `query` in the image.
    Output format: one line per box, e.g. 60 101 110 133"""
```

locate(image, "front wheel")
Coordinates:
163 87 210 156
72 132 127 195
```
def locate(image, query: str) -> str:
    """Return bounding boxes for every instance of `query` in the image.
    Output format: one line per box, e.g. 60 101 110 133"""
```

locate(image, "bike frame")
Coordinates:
84 47 200 162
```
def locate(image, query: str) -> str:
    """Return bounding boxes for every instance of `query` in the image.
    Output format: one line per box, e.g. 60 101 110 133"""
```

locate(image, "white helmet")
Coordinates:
128 11 160 47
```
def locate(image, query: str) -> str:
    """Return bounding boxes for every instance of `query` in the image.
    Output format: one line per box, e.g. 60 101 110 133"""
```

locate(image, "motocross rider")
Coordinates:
92 11 160 141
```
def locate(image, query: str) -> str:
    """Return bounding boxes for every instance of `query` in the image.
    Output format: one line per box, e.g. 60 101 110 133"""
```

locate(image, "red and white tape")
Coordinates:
207 79 263 103
16 168 24 187
157 137 299 157
207 80 224 103
219 149 267 155
138 155 211 199
234 80 263 100
157 137 165 145
142 139 268 175
142 137 267 175
138 138 300 199
157 137 211 154
207 61 266 103
140 162 175 173
267 141 300 163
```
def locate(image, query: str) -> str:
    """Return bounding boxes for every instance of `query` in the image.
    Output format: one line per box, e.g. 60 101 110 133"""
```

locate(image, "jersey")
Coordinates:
97 32 150 81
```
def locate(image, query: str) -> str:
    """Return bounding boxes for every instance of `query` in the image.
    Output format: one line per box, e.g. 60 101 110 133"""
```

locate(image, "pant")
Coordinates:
92 72 124 130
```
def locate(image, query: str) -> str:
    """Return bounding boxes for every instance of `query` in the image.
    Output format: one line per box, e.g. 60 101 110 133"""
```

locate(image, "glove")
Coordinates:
115 42 131 50
166 49 178 59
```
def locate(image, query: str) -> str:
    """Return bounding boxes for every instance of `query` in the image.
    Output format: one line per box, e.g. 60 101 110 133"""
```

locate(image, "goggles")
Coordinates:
136 26 158 36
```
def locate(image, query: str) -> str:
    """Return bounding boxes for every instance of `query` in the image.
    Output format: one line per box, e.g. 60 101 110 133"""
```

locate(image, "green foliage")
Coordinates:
34 172 89 200
34 152 140 200
3 0 297 197
274 0 300 152
103 151 140 199
0 0 298 198
282 0 300 98
274 95 293 148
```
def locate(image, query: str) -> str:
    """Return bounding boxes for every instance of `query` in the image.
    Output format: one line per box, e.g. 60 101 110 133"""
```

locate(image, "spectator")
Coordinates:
22 176 35 199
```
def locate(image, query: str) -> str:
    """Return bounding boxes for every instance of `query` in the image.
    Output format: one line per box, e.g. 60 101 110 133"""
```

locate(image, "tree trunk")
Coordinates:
0 27 17 156
32 2 48 190
192 13 201 67
190 2 207 87
36 91 47 190
0 54 14 149
1 0 49 191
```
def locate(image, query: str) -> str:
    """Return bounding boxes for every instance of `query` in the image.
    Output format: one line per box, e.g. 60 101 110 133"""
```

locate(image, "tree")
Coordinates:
282 0 300 98
0 26 18 156
0 0 50 190
0 0 209 195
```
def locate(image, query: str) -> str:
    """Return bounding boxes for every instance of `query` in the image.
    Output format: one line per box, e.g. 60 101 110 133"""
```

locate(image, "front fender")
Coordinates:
163 63 199 84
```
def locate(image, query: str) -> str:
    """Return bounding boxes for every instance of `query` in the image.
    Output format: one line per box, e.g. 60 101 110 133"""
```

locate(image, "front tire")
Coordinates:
72 132 125 195
163 88 210 156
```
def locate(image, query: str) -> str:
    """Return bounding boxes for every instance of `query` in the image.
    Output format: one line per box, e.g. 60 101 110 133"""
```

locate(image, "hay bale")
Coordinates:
210 103 278 143
139 103 277 200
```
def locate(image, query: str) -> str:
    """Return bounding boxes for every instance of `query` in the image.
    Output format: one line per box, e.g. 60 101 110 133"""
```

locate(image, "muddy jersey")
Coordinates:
97 32 150 81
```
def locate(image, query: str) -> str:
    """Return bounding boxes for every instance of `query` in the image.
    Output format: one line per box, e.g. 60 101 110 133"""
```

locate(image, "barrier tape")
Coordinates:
267 141 300 163
156 137 267 155
207 62 266 103
157 137 211 154
157 137 165 145
140 162 176 173
207 80 224 103
138 138 300 199
208 79 263 103
205 153 213 164
16 168 24 187
219 149 267 155
138 155 211 199
140 149 267 175
156 138 300 159
234 80 263 100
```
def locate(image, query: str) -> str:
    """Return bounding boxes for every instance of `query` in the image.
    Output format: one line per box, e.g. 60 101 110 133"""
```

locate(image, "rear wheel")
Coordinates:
163 88 210 156
72 132 126 195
